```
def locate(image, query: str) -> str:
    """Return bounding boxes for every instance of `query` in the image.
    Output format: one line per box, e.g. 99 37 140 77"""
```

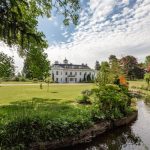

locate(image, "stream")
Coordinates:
63 100 150 150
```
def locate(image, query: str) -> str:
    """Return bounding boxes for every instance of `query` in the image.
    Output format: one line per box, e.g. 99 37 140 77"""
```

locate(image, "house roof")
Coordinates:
52 63 91 70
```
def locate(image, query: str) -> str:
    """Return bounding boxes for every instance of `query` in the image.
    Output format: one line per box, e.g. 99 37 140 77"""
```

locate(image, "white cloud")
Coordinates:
47 0 150 68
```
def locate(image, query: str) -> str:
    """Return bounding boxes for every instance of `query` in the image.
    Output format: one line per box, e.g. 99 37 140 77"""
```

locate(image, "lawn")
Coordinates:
0 84 94 105
0 84 95 149
129 80 146 89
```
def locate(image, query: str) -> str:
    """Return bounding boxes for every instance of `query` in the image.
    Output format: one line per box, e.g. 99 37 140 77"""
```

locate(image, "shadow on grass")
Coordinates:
0 97 76 116
50 92 58 93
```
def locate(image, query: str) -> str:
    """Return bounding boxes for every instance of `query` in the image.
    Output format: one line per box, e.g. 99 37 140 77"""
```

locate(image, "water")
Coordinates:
63 100 150 150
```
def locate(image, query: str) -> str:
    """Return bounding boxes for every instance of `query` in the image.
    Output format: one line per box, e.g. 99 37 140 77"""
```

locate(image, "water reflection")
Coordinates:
62 100 150 150
68 126 145 150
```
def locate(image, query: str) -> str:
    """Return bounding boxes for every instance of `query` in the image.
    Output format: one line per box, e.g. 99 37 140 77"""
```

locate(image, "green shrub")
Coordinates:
2 77 10 81
94 84 131 119
45 77 52 83
76 95 91 104
20 77 26 82
13 76 20 81
145 94 150 103
32 78 38 83
81 89 92 96
131 86 136 89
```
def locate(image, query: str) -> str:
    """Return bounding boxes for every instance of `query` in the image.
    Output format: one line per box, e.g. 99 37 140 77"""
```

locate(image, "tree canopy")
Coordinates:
0 0 80 55
0 52 15 78
145 56 150 67
23 47 50 80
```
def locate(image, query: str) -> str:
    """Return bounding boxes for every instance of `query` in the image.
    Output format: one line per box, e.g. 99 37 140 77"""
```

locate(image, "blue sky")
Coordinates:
1 0 150 73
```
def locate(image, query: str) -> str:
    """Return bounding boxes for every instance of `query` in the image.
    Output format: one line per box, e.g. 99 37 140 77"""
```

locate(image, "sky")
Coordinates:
0 0 150 73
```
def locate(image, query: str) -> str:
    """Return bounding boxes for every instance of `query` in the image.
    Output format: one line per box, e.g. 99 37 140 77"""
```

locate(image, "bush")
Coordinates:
81 89 92 96
20 77 26 82
13 76 20 81
94 84 132 119
131 86 136 89
140 85 150 91
76 95 91 104
45 77 52 83
145 94 150 103
2 77 10 81
32 78 38 83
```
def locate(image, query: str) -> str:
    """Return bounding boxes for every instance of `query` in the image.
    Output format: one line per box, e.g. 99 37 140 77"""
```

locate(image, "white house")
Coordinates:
51 58 95 83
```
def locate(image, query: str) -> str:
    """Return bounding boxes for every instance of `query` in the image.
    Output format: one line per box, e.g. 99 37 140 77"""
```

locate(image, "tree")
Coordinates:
0 52 15 78
120 55 145 80
144 73 150 87
0 0 80 55
145 56 150 67
96 61 111 87
109 55 117 63
23 47 50 80
109 55 123 80
120 56 138 80
95 61 100 70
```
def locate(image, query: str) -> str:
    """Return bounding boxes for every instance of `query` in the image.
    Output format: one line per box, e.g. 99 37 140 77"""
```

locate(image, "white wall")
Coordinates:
52 68 95 83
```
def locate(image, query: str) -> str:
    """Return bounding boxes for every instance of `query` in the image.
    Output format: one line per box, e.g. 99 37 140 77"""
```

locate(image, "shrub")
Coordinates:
94 84 131 119
145 94 150 103
81 89 92 96
76 95 91 104
45 77 52 83
20 77 26 82
32 78 38 83
131 86 136 89
2 77 10 81
14 76 20 81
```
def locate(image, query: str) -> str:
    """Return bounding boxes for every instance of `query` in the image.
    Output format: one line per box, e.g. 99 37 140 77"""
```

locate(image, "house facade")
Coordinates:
51 59 95 83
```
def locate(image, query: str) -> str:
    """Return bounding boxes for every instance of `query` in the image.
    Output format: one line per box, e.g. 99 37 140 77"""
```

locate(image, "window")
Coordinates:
65 72 67 75
70 72 72 75
75 78 77 82
70 78 74 81
65 78 67 82
56 78 58 82
56 71 59 75
80 72 82 75
75 72 77 75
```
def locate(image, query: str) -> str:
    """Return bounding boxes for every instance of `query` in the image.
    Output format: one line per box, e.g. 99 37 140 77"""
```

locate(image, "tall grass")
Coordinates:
0 98 93 149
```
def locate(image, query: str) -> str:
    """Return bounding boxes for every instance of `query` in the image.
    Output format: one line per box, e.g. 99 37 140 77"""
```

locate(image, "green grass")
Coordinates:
129 80 146 89
0 84 94 105
0 81 36 84
0 84 95 148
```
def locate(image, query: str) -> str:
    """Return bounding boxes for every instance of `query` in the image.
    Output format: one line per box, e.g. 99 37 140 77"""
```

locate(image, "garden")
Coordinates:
0 79 137 149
